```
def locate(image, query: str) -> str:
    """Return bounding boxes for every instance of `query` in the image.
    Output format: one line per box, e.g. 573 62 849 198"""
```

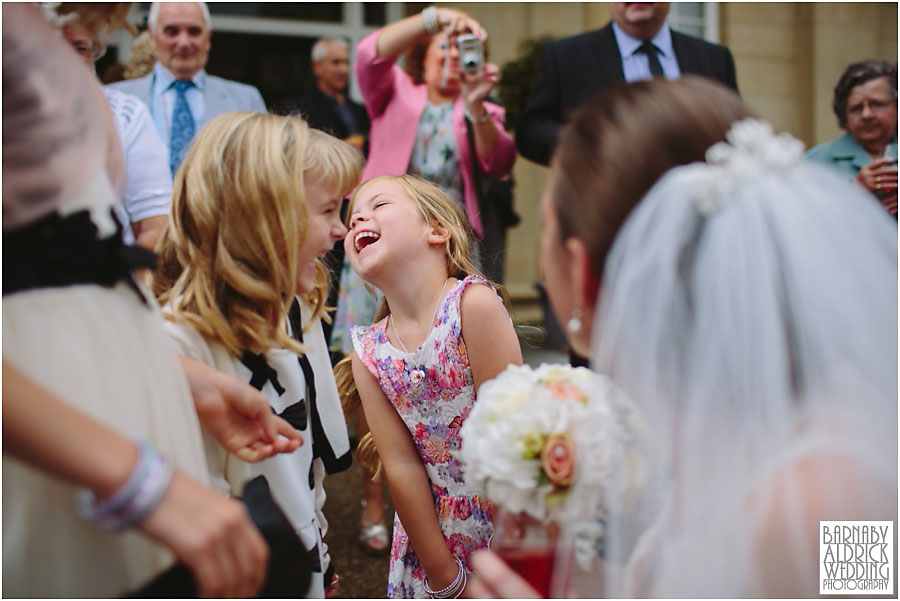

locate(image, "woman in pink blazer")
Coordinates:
355 8 516 240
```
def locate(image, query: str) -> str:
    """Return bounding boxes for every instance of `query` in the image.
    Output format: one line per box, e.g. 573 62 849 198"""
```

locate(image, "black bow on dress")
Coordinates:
240 351 286 396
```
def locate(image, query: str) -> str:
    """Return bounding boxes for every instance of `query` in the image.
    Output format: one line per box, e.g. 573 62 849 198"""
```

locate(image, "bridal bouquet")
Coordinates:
458 363 648 524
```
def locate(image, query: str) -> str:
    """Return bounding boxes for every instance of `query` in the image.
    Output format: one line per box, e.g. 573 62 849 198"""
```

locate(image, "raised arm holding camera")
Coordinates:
352 6 514 243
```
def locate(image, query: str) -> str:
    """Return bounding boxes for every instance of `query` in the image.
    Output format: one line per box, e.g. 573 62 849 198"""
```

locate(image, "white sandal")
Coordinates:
358 499 389 554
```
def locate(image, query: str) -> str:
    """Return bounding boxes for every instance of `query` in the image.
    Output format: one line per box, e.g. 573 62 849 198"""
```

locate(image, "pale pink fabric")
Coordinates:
2 3 114 231
355 31 516 238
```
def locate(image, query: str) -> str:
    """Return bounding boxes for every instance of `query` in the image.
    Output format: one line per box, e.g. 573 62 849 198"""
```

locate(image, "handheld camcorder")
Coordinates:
457 34 484 75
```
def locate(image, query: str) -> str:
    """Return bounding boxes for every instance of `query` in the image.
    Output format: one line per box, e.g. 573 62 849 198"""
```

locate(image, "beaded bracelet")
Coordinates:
422 6 440 34
77 440 152 521
423 556 466 599
77 440 174 532
119 452 173 530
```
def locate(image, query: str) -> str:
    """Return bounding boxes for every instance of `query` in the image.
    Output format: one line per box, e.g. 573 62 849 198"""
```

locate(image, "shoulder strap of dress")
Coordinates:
445 274 494 321
456 274 492 295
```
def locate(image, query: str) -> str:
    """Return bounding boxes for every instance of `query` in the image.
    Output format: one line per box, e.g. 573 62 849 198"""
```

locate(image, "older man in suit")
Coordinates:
108 2 266 174
296 38 370 155
517 2 738 166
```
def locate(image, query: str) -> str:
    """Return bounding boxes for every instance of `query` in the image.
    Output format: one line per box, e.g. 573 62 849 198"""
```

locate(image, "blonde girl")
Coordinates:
345 174 522 598
152 112 362 597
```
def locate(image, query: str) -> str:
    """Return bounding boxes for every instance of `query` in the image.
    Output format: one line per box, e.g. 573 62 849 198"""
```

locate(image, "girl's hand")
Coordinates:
180 356 303 462
324 572 340 598
461 63 500 111
435 8 486 39
468 550 542 598
139 471 268 598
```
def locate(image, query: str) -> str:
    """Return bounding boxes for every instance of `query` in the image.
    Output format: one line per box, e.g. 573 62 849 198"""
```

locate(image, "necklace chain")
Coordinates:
390 278 450 354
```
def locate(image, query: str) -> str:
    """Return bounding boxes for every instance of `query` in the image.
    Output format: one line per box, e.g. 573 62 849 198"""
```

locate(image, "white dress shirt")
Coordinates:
612 21 682 82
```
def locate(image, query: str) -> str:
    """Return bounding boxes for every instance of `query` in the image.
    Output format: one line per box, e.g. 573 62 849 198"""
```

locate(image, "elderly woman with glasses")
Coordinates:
807 60 898 216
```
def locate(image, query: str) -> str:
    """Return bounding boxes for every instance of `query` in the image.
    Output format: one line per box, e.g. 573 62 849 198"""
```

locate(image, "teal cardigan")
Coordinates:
807 132 898 180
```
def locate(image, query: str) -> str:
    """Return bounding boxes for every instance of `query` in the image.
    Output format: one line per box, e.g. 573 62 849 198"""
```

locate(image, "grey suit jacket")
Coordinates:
107 67 267 131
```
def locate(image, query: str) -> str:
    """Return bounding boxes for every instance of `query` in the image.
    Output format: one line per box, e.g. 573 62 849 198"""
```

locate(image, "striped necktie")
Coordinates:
169 79 196 175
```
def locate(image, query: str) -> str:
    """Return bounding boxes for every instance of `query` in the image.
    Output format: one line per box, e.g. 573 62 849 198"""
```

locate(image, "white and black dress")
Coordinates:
163 298 352 598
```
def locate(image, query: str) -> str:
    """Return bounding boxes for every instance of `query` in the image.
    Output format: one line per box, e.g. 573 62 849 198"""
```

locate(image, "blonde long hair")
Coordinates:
349 174 507 324
337 174 507 479
152 112 362 357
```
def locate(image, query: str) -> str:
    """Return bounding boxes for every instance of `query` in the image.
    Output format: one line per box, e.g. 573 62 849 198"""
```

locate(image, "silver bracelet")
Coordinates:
422 6 440 34
77 441 174 532
423 556 466 599
464 104 491 125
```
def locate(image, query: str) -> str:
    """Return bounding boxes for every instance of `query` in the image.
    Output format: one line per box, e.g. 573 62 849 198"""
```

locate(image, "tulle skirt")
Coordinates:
2 281 210 597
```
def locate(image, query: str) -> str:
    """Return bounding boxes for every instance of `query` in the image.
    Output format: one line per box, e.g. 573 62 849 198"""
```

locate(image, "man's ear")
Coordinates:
565 237 595 318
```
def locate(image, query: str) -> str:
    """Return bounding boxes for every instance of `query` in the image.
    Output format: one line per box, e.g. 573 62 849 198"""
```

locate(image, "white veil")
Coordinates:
588 120 897 597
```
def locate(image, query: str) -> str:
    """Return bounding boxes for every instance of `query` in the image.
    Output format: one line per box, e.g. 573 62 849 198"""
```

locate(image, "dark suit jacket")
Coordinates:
516 23 739 165
295 88 370 149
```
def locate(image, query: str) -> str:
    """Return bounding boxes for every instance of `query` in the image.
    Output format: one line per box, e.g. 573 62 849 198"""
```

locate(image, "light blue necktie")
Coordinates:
169 80 196 175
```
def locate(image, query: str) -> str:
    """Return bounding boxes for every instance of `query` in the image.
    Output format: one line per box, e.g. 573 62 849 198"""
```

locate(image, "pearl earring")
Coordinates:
566 308 583 335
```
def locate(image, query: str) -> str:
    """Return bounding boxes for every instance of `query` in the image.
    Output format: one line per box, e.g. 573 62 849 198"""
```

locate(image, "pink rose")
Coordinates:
540 432 575 487
547 381 589 404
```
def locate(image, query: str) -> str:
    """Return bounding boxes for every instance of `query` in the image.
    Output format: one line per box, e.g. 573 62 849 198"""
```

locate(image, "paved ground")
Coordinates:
322 459 393 599
321 333 567 598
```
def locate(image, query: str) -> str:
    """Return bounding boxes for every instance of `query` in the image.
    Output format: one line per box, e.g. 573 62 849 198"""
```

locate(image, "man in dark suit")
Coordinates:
296 38 369 156
517 2 738 166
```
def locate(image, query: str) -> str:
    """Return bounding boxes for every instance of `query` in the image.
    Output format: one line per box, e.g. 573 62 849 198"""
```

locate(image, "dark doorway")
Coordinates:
206 30 318 109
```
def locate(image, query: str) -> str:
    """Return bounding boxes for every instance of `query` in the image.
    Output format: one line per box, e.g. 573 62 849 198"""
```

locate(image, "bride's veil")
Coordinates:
588 120 898 597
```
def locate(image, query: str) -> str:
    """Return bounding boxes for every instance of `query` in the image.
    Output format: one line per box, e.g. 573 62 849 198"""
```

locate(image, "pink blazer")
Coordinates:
355 31 516 238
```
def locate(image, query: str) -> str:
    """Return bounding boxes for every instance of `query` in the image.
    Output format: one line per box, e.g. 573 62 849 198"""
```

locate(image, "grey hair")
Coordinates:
148 1 211 33
311 37 348 63
832 59 898 130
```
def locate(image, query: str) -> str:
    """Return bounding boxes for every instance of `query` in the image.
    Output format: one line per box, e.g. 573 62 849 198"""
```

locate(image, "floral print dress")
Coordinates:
408 101 464 212
351 275 495 598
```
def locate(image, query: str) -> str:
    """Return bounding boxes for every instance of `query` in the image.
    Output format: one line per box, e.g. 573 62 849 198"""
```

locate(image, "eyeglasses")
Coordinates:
847 98 895 117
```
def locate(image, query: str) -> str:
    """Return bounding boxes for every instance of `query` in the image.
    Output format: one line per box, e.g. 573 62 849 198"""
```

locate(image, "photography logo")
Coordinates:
820 521 893 595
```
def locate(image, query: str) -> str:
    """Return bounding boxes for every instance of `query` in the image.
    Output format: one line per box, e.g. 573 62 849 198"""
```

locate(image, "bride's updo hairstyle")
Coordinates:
550 76 752 292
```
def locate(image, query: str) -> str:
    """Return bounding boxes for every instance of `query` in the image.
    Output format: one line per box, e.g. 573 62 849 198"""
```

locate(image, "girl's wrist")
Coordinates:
424 556 467 599
77 440 174 531
93 439 141 500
